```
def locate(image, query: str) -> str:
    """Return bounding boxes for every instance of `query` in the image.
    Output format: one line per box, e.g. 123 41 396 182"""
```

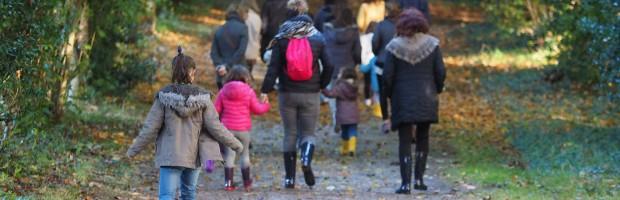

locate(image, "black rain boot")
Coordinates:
241 167 252 192
283 152 296 189
300 142 316 187
224 167 237 191
395 156 412 194
414 152 428 191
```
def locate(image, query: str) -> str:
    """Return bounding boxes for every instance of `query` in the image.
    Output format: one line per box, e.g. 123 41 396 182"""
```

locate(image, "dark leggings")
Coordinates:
363 73 372 99
377 75 389 120
398 123 430 159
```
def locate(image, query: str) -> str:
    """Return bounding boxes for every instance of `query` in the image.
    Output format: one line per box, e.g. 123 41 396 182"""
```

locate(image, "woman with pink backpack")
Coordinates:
260 0 334 189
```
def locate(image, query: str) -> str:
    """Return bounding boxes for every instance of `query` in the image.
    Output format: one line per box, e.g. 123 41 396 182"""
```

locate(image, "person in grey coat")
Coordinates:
211 4 249 89
383 8 446 194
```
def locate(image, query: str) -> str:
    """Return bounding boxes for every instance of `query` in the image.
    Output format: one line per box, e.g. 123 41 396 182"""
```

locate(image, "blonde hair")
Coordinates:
287 0 309 13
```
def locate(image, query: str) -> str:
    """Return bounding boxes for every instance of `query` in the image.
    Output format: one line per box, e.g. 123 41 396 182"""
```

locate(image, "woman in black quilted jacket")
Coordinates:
383 8 446 194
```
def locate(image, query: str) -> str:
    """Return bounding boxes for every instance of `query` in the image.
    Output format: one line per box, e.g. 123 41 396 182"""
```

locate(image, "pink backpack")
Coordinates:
285 38 313 81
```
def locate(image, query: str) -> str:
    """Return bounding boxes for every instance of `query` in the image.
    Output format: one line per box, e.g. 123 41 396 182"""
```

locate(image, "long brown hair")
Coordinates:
224 66 252 84
171 46 196 84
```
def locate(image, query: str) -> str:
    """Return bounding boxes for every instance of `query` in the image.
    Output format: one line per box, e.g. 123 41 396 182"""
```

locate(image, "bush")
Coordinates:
87 0 157 97
456 0 620 98
545 0 619 98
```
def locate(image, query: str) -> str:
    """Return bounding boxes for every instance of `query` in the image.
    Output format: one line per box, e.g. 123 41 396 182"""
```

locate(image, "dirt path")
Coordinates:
194 122 473 200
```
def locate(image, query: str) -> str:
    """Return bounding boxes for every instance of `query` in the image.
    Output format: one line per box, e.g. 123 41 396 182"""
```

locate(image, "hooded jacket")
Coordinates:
323 23 362 79
383 34 446 129
126 84 243 168
322 79 360 125
215 81 271 131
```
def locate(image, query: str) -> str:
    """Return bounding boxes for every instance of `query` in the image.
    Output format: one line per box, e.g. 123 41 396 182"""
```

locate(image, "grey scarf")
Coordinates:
386 33 439 66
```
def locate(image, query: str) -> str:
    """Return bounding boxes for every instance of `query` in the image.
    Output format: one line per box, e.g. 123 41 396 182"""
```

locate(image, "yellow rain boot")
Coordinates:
348 137 357 156
371 104 382 118
340 140 349 155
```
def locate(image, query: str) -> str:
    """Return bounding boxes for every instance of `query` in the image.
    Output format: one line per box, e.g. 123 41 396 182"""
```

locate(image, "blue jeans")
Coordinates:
341 124 358 140
159 166 200 200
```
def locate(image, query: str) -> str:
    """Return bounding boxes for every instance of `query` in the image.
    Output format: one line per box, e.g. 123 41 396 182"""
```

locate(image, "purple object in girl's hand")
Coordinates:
204 160 215 173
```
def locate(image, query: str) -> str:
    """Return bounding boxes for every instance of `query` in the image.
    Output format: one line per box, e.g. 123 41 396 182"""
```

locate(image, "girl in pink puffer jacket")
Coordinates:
214 66 270 192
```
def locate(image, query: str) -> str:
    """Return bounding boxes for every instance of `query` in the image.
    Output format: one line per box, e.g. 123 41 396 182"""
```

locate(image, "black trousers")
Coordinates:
377 75 389 120
363 72 372 99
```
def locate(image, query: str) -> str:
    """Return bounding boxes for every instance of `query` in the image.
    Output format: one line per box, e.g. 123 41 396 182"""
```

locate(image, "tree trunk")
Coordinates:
52 0 89 121
525 0 541 25
68 1 89 102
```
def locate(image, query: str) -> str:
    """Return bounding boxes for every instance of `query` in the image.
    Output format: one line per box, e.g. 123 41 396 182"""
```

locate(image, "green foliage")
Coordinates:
481 65 620 172
1 0 68 133
455 0 619 98
545 0 620 98
87 0 157 97
446 65 620 199
1 0 158 197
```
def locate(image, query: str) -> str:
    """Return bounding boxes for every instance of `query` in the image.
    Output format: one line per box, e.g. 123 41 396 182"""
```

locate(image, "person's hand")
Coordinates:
217 65 227 76
381 119 391 134
126 151 136 160
260 93 269 103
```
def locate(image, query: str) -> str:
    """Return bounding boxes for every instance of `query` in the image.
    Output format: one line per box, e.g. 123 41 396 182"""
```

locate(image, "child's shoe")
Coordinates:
204 160 215 173
371 104 382 118
348 137 357 156
241 167 252 192
224 168 237 191
340 140 349 155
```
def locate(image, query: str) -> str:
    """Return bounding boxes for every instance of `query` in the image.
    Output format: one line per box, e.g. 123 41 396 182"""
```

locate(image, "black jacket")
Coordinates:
399 0 431 23
383 47 446 128
260 0 289 56
210 14 248 67
323 23 361 79
313 5 334 32
261 34 334 93
371 19 396 68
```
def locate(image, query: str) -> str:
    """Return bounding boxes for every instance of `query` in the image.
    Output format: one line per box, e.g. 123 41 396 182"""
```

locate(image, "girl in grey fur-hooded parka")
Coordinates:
127 84 243 169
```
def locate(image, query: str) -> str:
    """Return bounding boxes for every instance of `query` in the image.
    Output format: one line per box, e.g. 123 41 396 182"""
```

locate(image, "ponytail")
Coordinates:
172 46 196 84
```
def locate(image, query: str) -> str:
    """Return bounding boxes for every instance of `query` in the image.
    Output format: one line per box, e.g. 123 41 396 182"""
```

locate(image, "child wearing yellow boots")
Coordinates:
322 68 360 156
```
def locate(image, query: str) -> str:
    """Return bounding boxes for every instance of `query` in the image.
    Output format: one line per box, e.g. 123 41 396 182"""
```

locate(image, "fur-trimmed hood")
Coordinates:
156 84 212 118
386 33 439 66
